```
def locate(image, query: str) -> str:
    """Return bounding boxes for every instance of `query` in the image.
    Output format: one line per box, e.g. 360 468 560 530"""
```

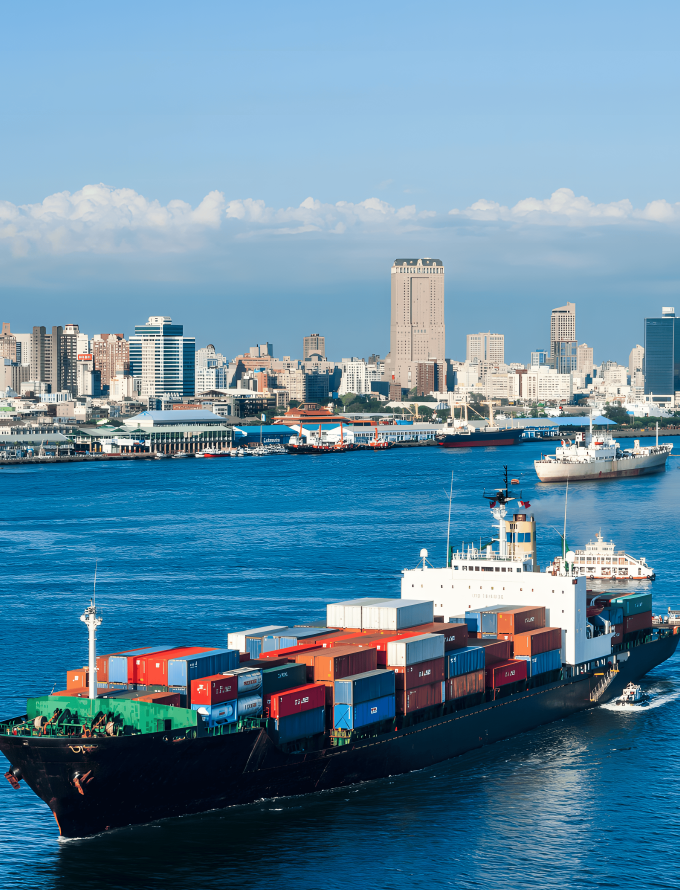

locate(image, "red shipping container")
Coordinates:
475 639 512 664
190 674 238 705
445 669 485 700
485 659 527 688
496 607 546 636
269 683 326 719
611 623 624 645
623 611 653 634
311 645 378 682
512 627 562 657
395 680 443 714
402 622 469 650
67 668 89 689
141 647 214 686
394 656 446 690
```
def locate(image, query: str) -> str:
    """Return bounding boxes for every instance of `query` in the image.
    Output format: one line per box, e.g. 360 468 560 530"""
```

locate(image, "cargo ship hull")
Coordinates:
535 450 669 483
437 429 524 448
2 633 676 839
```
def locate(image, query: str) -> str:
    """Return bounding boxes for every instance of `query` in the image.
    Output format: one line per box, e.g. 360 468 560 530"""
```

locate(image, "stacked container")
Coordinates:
107 647 177 685
515 649 562 678
362 599 434 631
333 669 396 730
446 646 485 678
474 639 512 664
261 662 308 716
485 659 528 688
168 649 240 701
227 626 289 658
326 598 392 629
269 683 326 744
261 627 335 653
496 606 546 638
387 633 445 715
142 647 215 687
512 627 562 657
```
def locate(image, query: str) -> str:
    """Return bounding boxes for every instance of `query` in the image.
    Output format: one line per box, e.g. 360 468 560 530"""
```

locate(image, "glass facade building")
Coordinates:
644 310 680 399
553 340 578 375
129 316 195 397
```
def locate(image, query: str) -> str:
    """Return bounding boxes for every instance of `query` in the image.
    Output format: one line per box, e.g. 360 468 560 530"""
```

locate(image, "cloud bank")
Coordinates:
0 184 679 256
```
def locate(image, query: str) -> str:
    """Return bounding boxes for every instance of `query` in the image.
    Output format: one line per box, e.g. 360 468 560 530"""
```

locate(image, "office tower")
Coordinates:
530 348 548 367
91 334 130 389
383 258 445 389
550 302 576 357
466 332 504 364
76 355 101 397
303 334 326 361
577 343 594 378
31 325 71 394
554 340 578 375
0 323 17 361
644 307 680 401
629 344 644 377
62 324 89 395
196 344 228 369
129 316 195 397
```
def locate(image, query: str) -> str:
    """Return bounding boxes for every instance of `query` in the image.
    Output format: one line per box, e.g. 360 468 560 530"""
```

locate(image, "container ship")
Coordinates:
1 480 677 839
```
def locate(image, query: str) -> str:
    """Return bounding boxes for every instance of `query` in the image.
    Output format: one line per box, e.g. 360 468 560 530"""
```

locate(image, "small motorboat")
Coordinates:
615 682 647 705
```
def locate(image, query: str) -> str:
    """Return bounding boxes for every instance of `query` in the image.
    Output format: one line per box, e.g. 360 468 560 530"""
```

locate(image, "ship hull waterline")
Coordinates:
535 452 670 483
437 430 525 448
1 634 676 840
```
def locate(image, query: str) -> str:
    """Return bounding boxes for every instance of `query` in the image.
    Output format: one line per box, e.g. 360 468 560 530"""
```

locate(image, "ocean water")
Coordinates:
1 441 679 890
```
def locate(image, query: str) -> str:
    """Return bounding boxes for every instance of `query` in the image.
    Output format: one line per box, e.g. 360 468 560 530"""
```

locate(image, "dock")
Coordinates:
0 453 156 467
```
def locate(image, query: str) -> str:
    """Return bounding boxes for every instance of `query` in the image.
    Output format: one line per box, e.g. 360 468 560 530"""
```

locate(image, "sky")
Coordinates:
1 1 679 365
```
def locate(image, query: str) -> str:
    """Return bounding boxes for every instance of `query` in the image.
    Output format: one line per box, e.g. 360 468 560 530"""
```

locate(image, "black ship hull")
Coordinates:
1 634 676 839
437 428 524 448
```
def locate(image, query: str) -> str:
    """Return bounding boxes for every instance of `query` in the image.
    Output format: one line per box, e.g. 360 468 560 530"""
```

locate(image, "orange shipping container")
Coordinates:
395 679 443 714
140 647 213 686
445 669 485 701
496 607 546 636
512 627 562 657
67 668 89 689
311 645 378 682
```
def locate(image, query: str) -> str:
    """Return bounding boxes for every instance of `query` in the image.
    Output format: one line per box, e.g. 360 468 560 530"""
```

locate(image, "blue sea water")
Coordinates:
1 441 679 890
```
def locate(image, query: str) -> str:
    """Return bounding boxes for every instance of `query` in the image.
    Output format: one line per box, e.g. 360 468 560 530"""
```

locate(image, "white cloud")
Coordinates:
449 188 680 225
0 184 436 255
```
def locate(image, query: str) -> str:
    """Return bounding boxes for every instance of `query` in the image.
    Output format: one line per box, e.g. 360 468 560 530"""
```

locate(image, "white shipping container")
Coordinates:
326 598 389 629
387 633 445 667
227 626 287 653
362 599 434 631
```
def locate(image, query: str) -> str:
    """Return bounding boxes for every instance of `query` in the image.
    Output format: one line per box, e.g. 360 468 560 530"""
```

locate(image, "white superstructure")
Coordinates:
546 531 654 581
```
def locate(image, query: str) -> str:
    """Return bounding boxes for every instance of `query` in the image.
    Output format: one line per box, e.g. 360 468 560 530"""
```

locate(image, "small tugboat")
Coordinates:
546 531 655 581
616 682 647 705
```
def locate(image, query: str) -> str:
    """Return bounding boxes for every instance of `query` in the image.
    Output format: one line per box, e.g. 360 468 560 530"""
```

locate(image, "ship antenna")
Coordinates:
446 472 453 567
562 479 569 560
93 559 98 608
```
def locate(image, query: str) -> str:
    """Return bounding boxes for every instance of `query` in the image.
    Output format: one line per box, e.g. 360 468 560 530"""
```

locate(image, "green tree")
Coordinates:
603 404 630 426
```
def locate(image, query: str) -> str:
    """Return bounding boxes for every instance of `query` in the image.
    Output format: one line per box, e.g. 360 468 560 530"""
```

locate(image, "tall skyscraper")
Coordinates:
0 323 16 361
303 333 325 361
644 307 679 400
550 302 576 357
577 343 594 378
383 258 445 389
129 316 195 397
31 325 71 394
92 334 130 389
466 332 504 364
554 340 578 375
628 344 644 377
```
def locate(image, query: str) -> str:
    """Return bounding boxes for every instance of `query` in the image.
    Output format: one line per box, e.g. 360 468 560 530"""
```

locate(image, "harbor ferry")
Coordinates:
1 473 676 839
546 531 655 581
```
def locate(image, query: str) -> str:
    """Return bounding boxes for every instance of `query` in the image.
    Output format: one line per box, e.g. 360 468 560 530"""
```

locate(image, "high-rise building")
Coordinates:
31 325 70 394
383 258 445 389
466 332 504 364
62 324 89 395
0 323 17 361
91 334 130 390
550 302 576 357
530 348 549 367
554 340 578 375
196 344 228 369
628 344 644 377
129 316 195 398
303 334 326 361
576 343 594 378
644 307 680 401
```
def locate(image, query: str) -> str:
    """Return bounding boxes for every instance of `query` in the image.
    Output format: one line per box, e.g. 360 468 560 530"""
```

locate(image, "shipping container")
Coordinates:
595 606 624 626
399 622 469 650
334 669 396 705
190 674 239 706
227 626 288 655
387 633 445 667
262 663 308 715
512 627 562 657
485 659 527 688
167 649 240 689
144 647 215 686
393 657 446 690
515 648 562 678
269 683 326 719
445 669 485 700
66 668 89 689
474 639 513 664
446 646 485 678
224 667 262 695
333 694 395 730
326 598 391 629
107 647 173 684
611 623 624 645
312 646 378 682
610 593 654 618
237 694 263 718
395 680 443 714
362 599 434 631
192 700 238 727
273 706 325 744
496 606 546 635
260 642 323 660
136 691 181 707
262 627 335 653
623 611 654 634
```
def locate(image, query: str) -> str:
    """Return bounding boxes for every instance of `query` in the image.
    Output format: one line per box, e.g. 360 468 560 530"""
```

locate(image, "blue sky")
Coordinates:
1 1 679 364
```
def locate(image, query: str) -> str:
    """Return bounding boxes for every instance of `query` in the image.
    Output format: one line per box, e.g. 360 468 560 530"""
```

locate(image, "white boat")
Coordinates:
172 451 190 459
535 416 672 483
195 449 230 458
616 682 646 705
546 531 655 581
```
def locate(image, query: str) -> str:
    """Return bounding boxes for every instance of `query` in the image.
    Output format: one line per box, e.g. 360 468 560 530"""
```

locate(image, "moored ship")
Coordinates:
546 531 655 581
437 401 524 448
1 477 677 839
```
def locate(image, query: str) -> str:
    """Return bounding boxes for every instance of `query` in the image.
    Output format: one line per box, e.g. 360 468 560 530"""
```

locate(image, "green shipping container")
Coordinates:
609 592 653 617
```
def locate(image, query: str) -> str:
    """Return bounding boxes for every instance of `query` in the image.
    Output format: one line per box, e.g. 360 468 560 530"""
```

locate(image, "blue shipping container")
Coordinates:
596 606 624 625
192 700 237 726
168 649 240 687
273 706 325 744
516 648 562 678
446 646 485 678
108 647 169 683
262 627 334 653
464 611 482 633
334 669 395 705
334 694 396 730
